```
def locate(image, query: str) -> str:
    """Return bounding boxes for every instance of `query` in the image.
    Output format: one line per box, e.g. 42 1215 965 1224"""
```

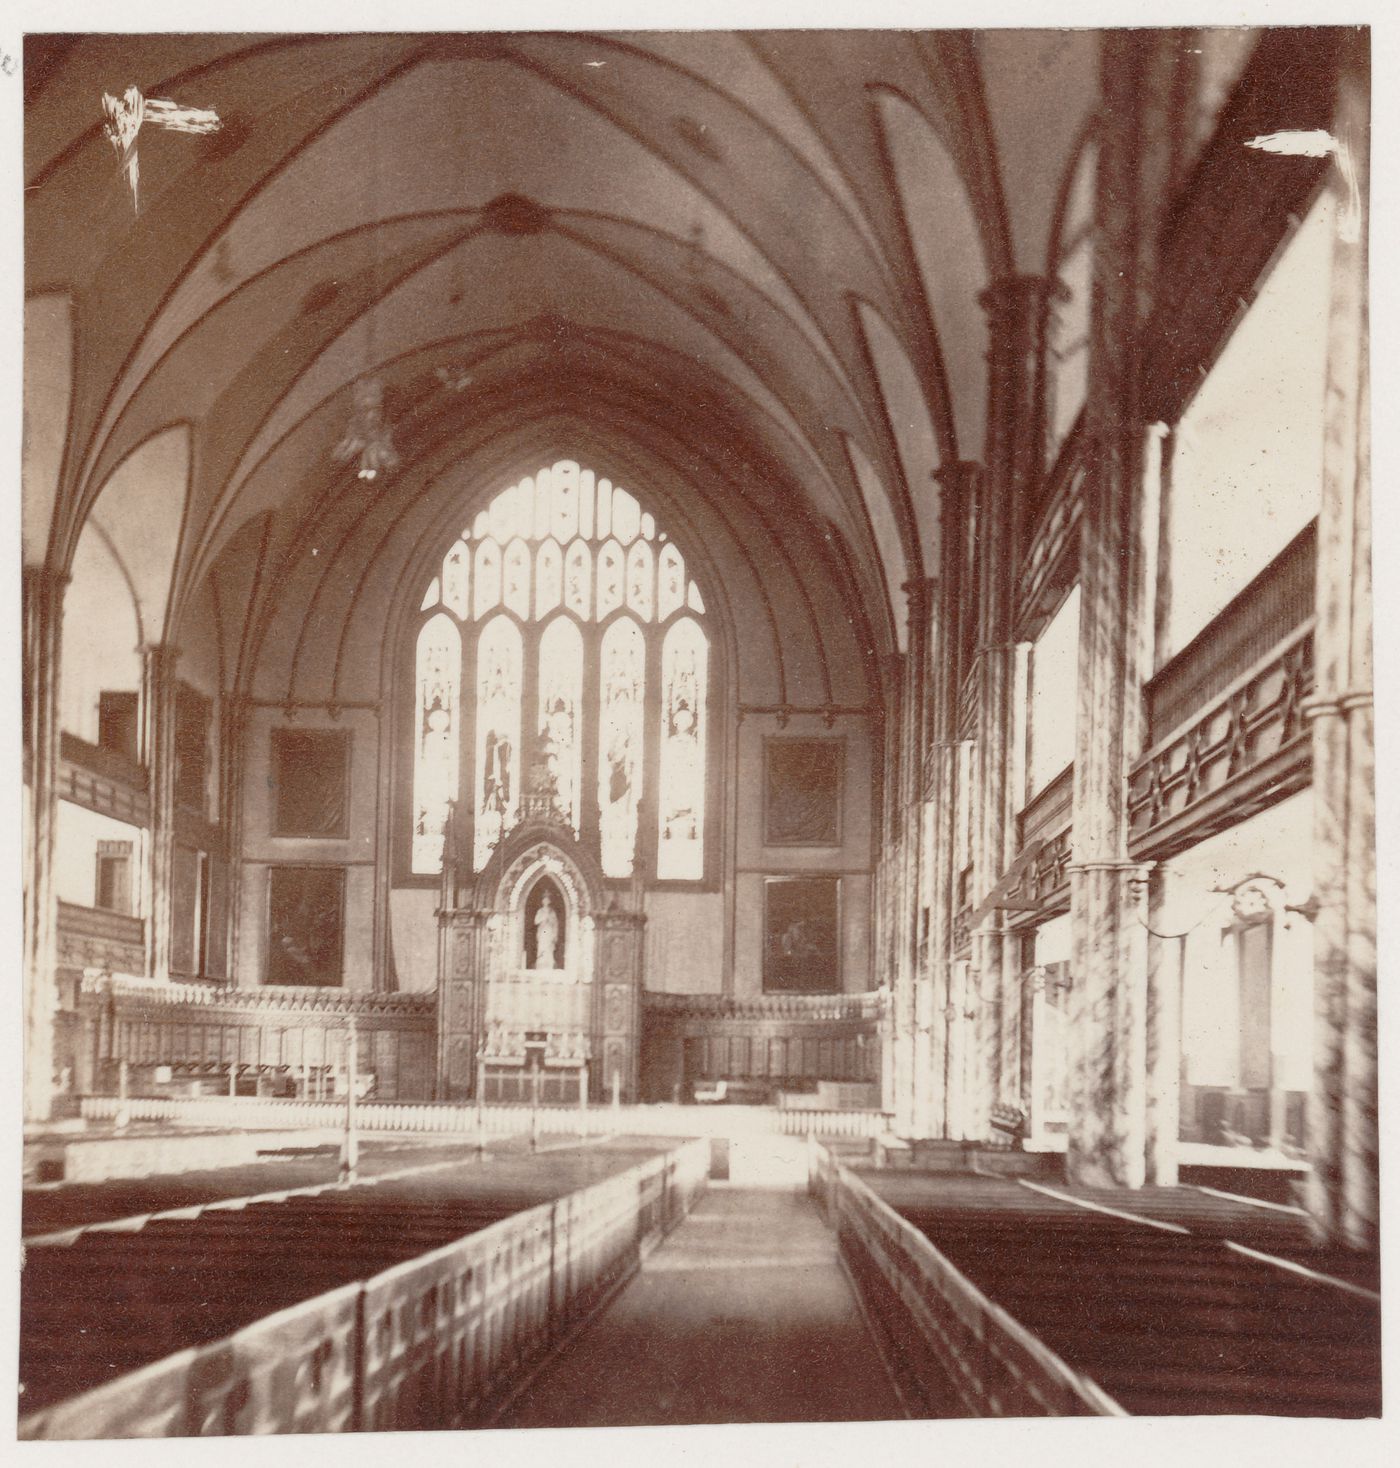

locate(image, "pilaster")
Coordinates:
1065 32 1168 1187
592 906 647 1103
1304 33 1373 1249
23 564 67 1122
220 693 251 986
971 276 1055 1136
891 576 934 1137
925 461 979 1138
436 907 492 1099
140 643 181 983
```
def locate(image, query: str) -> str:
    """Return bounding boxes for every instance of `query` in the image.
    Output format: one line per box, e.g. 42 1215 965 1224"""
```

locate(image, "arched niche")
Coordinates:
483 822 607 970
436 819 644 1103
522 873 569 973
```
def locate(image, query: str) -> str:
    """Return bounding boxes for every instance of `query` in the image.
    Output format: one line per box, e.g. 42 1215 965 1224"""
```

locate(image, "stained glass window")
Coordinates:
626 539 654 622
409 461 709 880
412 614 460 874
442 541 469 618
596 540 624 620
564 540 591 619
538 617 583 835
599 617 645 877
535 539 562 619
658 542 685 621
473 539 501 619
473 615 522 870
657 617 707 879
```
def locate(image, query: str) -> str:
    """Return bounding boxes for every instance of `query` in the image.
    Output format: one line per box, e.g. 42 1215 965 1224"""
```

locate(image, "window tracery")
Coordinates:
410 461 709 880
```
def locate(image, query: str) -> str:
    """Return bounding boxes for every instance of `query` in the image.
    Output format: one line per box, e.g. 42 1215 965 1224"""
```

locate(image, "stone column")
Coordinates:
140 643 181 983
1304 36 1373 1250
875 656 901 1119
911 579 937 1139
23 564 67 1122
971 276 1055 1136
925 461 979 1138
892 577 935 1136
1065 34 1171 1188
220 693 251 985
1142 866 1180 1187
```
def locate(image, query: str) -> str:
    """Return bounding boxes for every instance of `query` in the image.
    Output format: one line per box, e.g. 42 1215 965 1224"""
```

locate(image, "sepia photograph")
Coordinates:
8 2 1389 1456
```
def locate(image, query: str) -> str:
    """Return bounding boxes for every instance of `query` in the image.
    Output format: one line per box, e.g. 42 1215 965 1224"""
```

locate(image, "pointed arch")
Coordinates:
409 460 711 880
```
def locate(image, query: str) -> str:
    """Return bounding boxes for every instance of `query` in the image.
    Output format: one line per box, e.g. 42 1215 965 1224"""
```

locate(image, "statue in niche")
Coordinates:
531 887 562 970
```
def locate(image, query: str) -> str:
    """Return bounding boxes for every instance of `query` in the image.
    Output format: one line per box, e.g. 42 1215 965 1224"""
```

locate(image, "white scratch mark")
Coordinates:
1245 127 1336 158
1245 129 1361 243
584 60 607 68
102 85 221 213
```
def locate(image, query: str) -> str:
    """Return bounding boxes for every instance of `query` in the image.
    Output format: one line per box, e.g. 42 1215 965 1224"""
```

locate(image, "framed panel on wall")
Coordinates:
271 728 350 838
764 738 843 846
267 866 345 986
174 684 211 812
763 875 840 993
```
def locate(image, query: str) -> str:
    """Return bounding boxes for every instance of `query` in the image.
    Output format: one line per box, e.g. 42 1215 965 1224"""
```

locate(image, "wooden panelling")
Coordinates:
1129 627 1313 859
56 901 145 973
1017 460 1084 638
1149 524 1316 746
59 731 147 791
77 973 438 1100
1018 764 1073 852
58 735 149 825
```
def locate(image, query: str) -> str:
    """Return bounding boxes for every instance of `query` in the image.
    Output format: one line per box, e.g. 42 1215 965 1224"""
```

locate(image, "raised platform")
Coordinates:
23 1122 344 1186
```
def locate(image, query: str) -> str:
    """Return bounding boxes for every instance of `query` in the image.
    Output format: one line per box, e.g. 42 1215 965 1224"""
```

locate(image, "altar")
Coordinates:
436 817 645 1103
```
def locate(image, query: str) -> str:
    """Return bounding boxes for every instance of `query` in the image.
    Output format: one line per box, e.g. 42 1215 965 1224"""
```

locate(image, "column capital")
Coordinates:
22 561 72 594
901 576 937 611
977 272 1061 325
933 459 982 495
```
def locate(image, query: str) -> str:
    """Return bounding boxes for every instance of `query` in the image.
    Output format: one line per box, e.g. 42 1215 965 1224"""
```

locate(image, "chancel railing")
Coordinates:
79 1093 893 1139
20 1137 710 1439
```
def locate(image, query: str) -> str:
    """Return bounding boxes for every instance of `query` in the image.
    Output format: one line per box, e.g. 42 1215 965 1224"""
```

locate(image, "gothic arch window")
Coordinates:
408 460 710 881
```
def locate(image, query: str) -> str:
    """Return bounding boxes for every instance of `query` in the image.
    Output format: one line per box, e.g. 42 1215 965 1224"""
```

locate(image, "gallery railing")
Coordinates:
19 1136 710 1439
807 1141 1124 1418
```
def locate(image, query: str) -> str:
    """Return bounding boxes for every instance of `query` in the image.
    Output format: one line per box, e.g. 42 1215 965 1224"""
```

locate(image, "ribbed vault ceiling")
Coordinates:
25 29 1104 679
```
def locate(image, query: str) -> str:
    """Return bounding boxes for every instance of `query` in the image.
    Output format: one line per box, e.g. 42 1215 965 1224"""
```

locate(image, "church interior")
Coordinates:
17 23 1380 1435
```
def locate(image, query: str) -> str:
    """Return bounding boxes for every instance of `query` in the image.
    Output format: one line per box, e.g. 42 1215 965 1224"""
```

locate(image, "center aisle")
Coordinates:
499 1183 906 1428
